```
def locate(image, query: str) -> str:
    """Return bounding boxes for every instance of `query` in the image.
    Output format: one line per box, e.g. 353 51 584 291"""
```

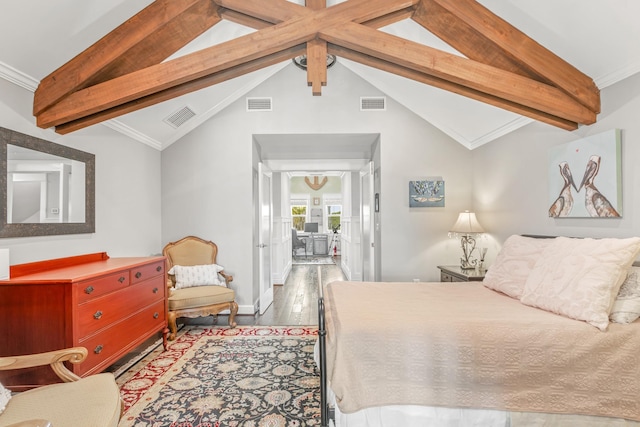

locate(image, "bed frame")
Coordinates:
318 294 333 427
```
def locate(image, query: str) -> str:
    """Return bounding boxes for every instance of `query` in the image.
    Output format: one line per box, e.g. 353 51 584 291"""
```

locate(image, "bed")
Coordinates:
317 235 640 427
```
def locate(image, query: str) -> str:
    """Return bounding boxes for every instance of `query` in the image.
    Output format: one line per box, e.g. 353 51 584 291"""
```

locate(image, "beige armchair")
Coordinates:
163 236 238 341
0 347 122 427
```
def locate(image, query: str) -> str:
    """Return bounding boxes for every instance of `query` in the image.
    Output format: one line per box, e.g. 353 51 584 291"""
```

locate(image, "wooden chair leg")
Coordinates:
229 301 238 328
167 311 178 341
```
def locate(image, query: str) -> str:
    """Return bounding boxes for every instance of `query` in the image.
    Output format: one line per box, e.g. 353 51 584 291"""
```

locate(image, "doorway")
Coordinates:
252 133 381 318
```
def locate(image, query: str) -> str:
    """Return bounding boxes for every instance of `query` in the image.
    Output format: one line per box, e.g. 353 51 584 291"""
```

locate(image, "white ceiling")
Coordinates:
1 0 640 152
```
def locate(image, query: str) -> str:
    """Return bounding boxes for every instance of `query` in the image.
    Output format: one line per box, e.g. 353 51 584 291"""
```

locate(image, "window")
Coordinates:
291 204 307 231
326 204 342 232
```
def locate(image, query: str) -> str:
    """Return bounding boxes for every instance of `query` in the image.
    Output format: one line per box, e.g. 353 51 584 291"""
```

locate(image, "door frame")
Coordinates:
360 161 377 281
258 162 273 314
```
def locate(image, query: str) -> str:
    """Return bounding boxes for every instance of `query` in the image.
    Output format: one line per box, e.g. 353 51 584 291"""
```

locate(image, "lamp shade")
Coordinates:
450 211 484 234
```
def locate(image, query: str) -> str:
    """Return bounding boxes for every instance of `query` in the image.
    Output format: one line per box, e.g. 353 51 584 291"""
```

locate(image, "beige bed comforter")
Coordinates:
323 281 640 421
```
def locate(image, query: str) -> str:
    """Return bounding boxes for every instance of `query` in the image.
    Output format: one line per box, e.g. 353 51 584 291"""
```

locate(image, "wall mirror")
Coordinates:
0 127 95 238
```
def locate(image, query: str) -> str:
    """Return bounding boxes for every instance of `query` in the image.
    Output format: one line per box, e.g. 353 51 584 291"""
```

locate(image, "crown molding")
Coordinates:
0 61 39 91
595 60 640 89
101 120 163 150
467 117 533 150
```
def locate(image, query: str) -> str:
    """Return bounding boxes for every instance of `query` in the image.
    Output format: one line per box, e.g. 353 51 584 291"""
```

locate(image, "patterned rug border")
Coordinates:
118 326 319 415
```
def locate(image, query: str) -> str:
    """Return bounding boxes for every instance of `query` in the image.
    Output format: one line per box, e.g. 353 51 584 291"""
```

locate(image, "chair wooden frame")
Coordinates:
163 236 238 340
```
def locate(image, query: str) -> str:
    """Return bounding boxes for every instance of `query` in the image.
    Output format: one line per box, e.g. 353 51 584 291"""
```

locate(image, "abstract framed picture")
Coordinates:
548 129 622 218
409 178 445 207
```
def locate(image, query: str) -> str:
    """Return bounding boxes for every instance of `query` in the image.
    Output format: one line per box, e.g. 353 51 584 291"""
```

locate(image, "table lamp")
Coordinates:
449 211 485 270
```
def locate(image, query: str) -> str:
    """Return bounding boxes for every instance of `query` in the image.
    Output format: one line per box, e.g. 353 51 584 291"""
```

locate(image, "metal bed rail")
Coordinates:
318 280 334 427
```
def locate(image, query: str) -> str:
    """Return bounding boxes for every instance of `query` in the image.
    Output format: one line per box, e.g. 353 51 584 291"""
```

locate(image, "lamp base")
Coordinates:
459 235 479 270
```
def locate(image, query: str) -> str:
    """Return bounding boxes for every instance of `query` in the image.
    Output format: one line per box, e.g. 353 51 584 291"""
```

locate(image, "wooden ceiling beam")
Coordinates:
36 0 419 129
362 7 416 29
328 44 578 131
215 0 418 26
33 0 600 134
213 0 308 24
306 0 327 96
413 0 600 114
412 0 544 82
218 9 275 30
307 39 328 95
219 4 415 31
34 0 222 116
54 46 306 135
321 22 596 125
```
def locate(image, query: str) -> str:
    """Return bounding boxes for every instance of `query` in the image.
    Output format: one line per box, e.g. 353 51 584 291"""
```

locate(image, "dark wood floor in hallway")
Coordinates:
255 257 346 326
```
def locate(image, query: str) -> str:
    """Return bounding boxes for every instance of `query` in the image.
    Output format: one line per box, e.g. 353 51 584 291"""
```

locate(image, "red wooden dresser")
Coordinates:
0 252 168 390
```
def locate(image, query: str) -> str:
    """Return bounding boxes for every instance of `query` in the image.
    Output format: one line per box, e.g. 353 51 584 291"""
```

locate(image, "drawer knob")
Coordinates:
153 287 159 294
118 276 125 283
84 286 94 294
156 266 162 272
93 310 103 320
94 345 104 354
153 312 159 319
135 272 142 279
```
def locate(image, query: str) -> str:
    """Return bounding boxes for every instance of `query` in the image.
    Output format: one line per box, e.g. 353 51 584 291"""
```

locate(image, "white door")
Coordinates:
360 161 376 281
258 162 273 314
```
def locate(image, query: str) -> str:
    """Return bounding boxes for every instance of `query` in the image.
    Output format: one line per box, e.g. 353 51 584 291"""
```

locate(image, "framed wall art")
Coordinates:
548 129 622 218
409 178 445 208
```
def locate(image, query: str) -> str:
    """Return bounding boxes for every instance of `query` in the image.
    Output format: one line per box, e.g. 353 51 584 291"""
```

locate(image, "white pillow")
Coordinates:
520 237 640 331
168 264 225 289
483 235 554 299
0 382 11 414
610 266 640 324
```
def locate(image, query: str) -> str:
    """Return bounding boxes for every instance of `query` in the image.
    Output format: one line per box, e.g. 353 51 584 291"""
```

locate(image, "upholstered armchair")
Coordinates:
163 236 238 341
0 347 122 427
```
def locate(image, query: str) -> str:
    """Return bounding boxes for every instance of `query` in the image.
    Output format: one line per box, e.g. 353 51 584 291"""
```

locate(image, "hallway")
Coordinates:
255 258 346 326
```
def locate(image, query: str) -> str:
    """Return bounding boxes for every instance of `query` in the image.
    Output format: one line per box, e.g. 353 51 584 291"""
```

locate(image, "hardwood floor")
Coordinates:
255 257 346 326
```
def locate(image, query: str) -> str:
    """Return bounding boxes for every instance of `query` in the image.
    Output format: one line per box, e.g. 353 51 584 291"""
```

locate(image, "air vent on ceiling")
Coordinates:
163 106 196 128
247 97 273 112
360 96 386 111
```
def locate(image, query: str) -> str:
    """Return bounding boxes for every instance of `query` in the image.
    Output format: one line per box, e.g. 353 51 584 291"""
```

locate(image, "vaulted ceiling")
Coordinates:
2 1 640 150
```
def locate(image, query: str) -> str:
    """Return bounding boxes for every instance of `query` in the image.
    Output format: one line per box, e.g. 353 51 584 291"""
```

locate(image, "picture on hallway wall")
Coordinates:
548 129 622 218
409 178 445 207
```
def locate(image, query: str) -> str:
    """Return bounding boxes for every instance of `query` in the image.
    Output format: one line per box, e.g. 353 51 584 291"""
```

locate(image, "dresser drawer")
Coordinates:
76 299 166 376
77 275 165 338
131 261 165 285
441 272 454 282
76 271 130 304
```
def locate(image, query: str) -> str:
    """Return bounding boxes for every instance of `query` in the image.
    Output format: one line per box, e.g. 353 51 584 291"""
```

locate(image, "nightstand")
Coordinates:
437 265 486 282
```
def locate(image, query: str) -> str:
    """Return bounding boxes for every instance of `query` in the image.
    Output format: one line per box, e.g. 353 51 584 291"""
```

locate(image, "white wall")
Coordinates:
161 61 475 311
0 79 163 264
472 71 640 264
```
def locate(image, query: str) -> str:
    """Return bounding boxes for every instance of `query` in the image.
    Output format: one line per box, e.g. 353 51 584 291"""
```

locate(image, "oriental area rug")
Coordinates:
116 326 321 427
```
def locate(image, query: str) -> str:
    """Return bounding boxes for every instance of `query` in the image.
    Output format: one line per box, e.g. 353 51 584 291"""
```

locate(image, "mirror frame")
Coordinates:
0 126 95 238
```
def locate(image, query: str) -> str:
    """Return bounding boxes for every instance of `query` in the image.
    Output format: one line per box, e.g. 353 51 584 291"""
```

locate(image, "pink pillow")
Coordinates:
520 237 640 331
483 235 553 299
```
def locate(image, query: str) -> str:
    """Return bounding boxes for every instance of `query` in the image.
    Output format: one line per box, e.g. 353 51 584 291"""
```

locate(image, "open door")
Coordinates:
360 161 377 281
258 162 273 314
